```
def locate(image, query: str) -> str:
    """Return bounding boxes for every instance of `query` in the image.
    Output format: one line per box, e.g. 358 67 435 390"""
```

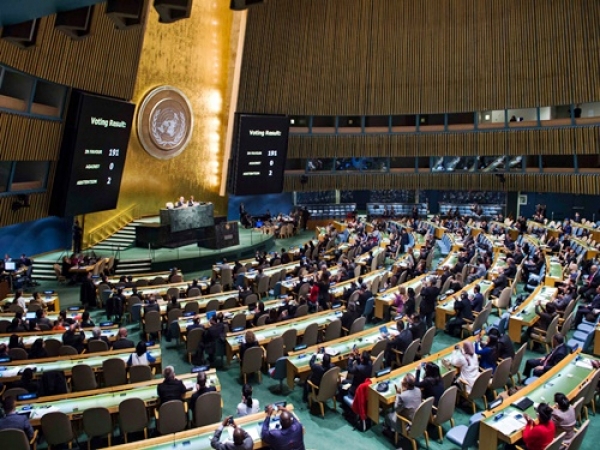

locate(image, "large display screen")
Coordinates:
227 113 289 196
51 90 134 216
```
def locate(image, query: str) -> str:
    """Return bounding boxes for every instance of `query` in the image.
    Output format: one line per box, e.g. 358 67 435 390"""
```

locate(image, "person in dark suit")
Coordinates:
471 284 484 313
62 323 86 353
0 396 34 438
523 334 569 378
143 296 160 315
408 313 427 341
504 258 517 279
80 272 97 308
345 350 372 396
303 352 333 402
341 303 361 331
72 220 83 254
281 248 292 265
112 328 135 350
88 327 111 349
579 265 600 301
384 320 413 367
574 285 600 327
445 292 473 337
419 279 440 329
491 268 508 297
157 366 186 404
189 371 217 417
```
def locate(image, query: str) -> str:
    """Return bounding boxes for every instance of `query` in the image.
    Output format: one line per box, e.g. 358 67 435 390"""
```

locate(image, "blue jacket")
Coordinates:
261 415 305 450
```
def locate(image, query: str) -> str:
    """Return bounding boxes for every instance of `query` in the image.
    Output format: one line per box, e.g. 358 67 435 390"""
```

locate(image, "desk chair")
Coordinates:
118 397 148 443
2 387 27 400
0 428 38 450
129 364 153 383
192 391 222 427
8 347 28 360
567 420 590 450
445 418 480 450
241 346 263 384
509 343 527 385
269 357 288 394
83 407 112 450
308 366 340 418
323 319 341 342
430 386 458 442
302 322 319 347
71 364 97 391
458 369 493 413
41 411 77 450
395 396 434 448
417 326 436 358
156 400 187 434
87 340 109 353
265 337 284 370
102 358 127 387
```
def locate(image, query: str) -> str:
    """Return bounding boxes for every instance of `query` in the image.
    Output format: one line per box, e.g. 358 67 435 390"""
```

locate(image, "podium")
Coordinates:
197 222 240 249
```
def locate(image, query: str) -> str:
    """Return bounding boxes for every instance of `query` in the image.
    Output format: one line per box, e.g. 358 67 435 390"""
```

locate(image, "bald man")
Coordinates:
211 416 252 450
261 405 305 450
112 327 134 350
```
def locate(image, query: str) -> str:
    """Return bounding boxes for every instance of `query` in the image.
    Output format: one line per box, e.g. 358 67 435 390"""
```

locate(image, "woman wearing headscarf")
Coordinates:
445 341 479 393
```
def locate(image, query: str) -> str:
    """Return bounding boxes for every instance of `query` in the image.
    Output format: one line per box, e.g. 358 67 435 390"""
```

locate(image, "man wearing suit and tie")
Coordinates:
579 265 600 301
522 334 569 378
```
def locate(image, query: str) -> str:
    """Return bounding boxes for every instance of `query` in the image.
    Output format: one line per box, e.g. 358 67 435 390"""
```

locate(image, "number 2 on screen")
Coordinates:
269 170 273 176
107 177 112 185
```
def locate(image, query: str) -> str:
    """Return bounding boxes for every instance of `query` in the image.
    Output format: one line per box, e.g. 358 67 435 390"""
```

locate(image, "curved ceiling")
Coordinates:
0 0 104 28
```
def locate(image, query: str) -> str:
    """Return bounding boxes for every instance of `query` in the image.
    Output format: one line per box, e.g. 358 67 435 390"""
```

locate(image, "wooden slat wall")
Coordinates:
288 127 600 159
239 0 600 115
0 2 149 227
0 114 62 161
284 173 600 196
0 1 147 100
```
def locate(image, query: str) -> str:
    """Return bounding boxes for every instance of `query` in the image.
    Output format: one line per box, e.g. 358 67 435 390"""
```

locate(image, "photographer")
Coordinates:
211 416 253 450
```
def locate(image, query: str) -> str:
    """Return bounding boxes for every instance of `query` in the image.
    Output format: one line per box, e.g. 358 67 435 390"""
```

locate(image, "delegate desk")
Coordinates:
286 322 395 389
176 299 283 337
544 255 565 287
148 290 240 318
578 221 600 242
329 268 389 299
16 371 220 428
244 261 299 283
487 253 508 280
480 234 505 253
1 293 61 312
109 405 297 450
367 337 476 423
480 351 597 448
160 203 214 233
0 347 162 383
280 267 343 295
507 285 557 343
0 310 83 325
374 274 428 320
435 279 494 330
490 221 520 241
121 281 206 300
436 252 459 273
225 309 345 363
571 236 599 260
94 271 183 286
421 220 446 239
0 326 119 347
527 220 562 239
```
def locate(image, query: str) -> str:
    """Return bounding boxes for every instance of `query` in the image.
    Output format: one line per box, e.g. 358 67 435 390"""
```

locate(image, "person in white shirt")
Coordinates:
127 341 157 367
236 383 260 417
445 340 479 393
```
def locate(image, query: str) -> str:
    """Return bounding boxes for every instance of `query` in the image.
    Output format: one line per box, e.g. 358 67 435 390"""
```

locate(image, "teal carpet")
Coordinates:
27 235 599 450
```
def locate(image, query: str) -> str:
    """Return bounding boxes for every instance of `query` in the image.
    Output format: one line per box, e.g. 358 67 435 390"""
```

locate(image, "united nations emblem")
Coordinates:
137 86 193 160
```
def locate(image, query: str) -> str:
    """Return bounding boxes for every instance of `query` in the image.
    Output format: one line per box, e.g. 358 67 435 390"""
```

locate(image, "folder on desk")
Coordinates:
512 397 534 411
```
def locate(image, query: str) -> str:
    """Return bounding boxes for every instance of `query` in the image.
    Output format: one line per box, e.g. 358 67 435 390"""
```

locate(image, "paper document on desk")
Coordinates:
324 347 339 356
31 406 60 419
576 359 593 370
247 426 261 441
488 413 526 434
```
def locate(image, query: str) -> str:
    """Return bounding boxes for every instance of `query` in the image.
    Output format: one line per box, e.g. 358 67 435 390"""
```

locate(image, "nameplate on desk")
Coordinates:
191 365 210 373
376 367 391 377
224 234 234 240
99 322 113 327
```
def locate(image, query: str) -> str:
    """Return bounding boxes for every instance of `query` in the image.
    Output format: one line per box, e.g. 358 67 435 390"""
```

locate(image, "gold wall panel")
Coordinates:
284 173 600 196
84 1 234 232
239 0 600 115
287 127 600 159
